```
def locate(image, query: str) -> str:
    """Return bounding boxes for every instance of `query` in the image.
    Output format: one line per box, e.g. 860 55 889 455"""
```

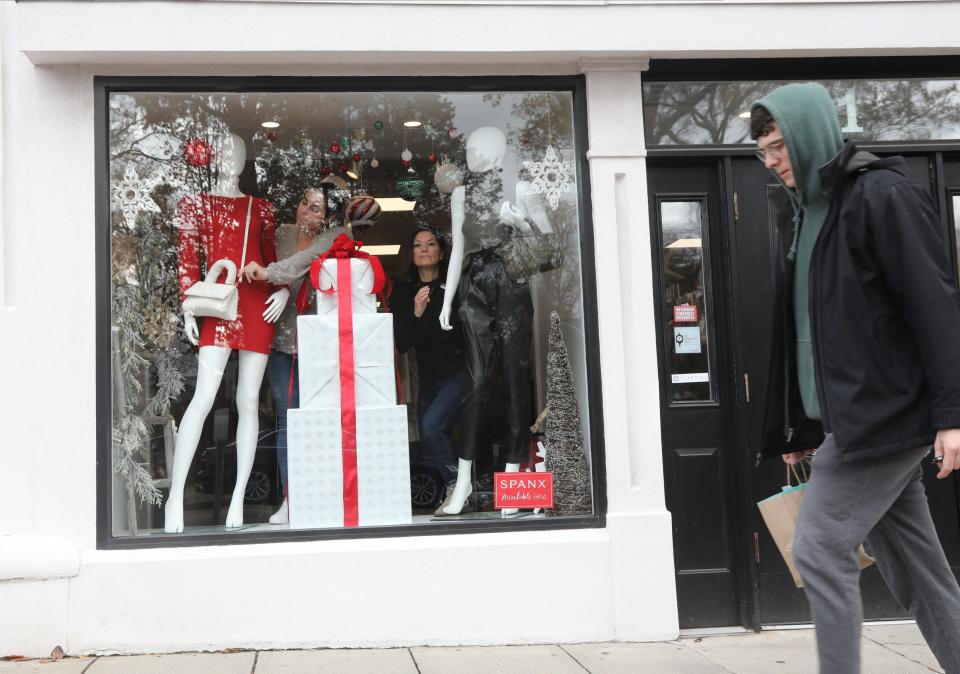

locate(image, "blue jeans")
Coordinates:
266 350 299 494
417 370 465 464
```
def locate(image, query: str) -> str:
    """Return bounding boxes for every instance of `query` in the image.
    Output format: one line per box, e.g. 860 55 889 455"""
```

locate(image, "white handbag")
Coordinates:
182 196 253 322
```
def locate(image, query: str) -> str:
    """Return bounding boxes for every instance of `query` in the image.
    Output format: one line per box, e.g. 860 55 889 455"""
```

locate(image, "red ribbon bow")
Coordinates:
295 234 390 527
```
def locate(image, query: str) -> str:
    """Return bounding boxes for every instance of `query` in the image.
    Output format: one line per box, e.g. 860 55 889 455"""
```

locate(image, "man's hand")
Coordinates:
782 449 815 465
934 428 960 479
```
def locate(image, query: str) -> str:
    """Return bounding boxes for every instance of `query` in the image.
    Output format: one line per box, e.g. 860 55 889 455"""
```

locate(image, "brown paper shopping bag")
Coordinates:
757 463 874 589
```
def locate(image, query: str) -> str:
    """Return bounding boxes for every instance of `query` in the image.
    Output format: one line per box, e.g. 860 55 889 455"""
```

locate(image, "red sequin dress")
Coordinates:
177 193 278 355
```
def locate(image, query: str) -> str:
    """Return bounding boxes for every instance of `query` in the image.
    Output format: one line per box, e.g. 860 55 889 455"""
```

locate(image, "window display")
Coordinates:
105 83 598 540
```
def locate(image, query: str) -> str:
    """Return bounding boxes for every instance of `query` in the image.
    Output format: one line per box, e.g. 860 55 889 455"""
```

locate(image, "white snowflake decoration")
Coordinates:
112 163 161 227
523 145 575 211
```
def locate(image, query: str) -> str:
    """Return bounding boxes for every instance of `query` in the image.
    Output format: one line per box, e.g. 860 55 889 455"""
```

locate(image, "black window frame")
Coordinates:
95 75 606 550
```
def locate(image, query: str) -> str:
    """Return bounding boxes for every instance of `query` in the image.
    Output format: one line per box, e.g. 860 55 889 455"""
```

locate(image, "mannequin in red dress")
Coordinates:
165 133 290 533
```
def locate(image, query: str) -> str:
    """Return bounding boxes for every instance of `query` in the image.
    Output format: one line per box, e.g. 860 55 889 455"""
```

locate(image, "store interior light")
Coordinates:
738 111 751 119
375 197 417 212
666 238 703 249
261 121 280 128
403 120 422 128
346 170 359 180
359 244 402 256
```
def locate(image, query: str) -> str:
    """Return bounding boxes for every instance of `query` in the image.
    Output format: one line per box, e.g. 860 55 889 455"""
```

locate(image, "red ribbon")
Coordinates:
299 234 390 527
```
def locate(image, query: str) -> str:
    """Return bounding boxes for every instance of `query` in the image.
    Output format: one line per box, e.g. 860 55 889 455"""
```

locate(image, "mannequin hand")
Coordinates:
500 202 530 232
183 312 199 346
413 286 431 318
263 288 290 323
934 428 960 479
439 305 453 331
242 261 269 283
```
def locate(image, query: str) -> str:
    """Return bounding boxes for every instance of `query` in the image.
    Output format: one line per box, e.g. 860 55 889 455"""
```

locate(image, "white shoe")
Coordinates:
269 498 288 525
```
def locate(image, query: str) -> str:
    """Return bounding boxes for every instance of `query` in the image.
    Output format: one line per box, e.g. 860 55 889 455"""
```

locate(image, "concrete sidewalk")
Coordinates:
0 623 943 673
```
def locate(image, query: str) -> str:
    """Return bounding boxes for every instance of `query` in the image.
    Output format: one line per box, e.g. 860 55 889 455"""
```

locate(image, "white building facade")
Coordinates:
2 0 960 657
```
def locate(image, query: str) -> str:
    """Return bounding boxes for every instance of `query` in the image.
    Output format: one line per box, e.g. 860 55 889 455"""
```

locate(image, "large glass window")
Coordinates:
644 78 960 146
104 83 598 540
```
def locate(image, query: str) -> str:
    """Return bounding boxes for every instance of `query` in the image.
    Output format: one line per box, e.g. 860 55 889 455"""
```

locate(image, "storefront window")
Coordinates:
104 84 597 540
644 78 960 146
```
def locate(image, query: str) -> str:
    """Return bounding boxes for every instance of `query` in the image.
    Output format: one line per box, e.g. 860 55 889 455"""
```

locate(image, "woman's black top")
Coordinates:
392 277 464 382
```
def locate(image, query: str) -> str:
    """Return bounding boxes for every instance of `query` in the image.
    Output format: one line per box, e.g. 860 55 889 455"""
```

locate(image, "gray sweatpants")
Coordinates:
794 434 960 673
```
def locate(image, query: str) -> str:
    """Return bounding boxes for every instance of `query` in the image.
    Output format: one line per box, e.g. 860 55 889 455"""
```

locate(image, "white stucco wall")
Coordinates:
1 0 957 658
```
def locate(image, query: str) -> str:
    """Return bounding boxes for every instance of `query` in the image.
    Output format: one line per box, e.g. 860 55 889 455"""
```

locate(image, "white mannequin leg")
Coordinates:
165 346 232 534
225 350 269 528
501 462 520 517
437 458 474 515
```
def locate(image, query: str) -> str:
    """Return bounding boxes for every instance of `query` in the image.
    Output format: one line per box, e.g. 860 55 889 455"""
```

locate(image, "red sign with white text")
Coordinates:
673 304 698 323
494 472 554 509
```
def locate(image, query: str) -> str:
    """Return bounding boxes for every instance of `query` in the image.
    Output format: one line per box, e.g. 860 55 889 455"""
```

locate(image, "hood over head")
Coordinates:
752 83 844 207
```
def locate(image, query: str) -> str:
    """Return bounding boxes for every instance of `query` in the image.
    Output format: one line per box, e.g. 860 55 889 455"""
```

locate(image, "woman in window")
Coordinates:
393 226 466 478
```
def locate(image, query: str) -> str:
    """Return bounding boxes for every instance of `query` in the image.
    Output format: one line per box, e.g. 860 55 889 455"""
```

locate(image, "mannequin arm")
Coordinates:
183 311 199 346
263 287 290 323
440 185 465 331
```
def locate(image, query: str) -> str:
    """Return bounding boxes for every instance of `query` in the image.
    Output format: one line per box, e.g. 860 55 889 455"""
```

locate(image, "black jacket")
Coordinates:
761 142 960 462
392 278 464 383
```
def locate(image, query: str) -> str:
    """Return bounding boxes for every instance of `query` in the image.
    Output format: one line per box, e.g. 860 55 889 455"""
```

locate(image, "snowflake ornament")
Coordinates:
522 145 575 211
112 164 161 227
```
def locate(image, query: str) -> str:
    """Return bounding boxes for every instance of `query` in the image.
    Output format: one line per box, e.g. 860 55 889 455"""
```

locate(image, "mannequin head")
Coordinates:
465 127 506 173
217 133 246 178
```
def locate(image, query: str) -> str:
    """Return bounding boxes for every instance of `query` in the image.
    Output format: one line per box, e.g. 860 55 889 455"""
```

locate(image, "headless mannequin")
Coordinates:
438 127 537 517
165 133 290 533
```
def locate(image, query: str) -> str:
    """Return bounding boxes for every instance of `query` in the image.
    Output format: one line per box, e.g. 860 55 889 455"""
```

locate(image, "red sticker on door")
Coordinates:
494 472 554 509
673 304 698 322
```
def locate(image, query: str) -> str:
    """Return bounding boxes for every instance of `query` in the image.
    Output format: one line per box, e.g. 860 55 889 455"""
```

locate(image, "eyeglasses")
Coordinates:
755 138 787 163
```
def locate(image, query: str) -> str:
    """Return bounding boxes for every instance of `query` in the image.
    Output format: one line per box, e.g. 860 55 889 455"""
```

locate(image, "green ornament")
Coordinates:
374 120 384 130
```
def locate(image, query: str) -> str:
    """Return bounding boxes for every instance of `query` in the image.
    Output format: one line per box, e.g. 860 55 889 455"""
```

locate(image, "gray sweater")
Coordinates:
267 224 352 354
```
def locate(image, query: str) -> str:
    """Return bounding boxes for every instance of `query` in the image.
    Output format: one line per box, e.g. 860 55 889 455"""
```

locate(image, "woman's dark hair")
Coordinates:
406 225 449 282
750 105 777 140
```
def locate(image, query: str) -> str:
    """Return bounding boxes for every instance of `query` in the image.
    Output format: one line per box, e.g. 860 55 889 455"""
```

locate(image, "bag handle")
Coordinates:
238 196 253 282
786 460 810 486
205 259 237 285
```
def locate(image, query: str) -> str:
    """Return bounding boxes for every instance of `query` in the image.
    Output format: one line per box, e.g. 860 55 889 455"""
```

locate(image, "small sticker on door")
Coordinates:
674 327 702 354
673 303 698 323
672 372 710 384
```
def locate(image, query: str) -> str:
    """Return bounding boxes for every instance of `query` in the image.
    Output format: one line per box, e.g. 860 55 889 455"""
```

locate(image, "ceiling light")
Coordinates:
738 111 751 119
261 121 280 128
359 244 402 256
403 120 422 128
375 197 417 212
666 238 702 249
346 170 359 180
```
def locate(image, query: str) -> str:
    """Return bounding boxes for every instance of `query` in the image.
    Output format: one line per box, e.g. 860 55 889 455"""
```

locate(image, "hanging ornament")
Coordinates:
345 195 382 225
183 138 213 168
352 152 362 162
330 142 342 154
401 148 413 162
402 160 412 169
339 162 349 173
267 131 278 143
112 164 161 227
522 145 576 211
447 127 459 138
396 168 425 202
320 166 332 176
428 152 437 163
434 159 464 194
374 120 384 130
304 154 314 168
370 158 380 168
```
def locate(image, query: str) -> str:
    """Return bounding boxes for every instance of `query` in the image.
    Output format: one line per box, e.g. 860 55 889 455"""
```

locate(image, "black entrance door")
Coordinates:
648 160 746 628
731 153 960 625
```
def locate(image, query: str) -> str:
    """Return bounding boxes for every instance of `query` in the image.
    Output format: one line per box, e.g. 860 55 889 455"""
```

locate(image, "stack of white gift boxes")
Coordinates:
287 257 413 528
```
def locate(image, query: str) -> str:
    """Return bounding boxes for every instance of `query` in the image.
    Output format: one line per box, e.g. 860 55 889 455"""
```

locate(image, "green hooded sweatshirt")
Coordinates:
752 83 844 421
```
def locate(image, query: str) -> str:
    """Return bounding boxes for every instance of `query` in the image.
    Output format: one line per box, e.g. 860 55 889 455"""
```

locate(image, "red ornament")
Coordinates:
183 138 213 167
402 159 412 168
339 163 349 173
267 131 278 143
428 152 437 163
352 152 362 162
320 166 331 176
330 142 342 154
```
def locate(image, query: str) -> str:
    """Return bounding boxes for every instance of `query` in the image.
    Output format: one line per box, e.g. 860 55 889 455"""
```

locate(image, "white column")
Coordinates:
580 58 678 640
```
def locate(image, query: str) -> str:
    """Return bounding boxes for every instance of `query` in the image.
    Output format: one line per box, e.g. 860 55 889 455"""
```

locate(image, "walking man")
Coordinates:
752 82 960 673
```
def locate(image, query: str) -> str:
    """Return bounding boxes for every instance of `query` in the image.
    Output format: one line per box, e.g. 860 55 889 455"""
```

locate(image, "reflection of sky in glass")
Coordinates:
645 78 960 146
